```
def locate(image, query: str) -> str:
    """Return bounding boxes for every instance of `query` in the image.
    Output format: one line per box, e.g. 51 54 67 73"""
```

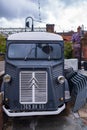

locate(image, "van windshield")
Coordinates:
8 43 62 60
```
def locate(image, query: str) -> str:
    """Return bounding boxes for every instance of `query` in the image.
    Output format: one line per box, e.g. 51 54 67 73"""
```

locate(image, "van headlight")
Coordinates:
3 74 11 83
57 76 65 84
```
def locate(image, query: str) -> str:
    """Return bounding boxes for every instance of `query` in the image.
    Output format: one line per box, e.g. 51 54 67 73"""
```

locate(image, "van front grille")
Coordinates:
19 71 48 104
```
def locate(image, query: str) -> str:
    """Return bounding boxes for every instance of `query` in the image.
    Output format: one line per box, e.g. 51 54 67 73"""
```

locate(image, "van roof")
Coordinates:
8 32 63 41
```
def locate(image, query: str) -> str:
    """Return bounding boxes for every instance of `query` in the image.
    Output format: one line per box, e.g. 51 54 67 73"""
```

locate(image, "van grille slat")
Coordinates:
20 71 47 104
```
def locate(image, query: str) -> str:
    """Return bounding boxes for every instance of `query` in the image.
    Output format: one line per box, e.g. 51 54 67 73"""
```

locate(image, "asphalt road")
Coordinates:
12 115 81 130
3 106 86 130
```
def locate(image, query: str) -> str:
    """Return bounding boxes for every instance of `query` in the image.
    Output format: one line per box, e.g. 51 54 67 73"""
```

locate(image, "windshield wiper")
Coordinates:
24 47 35 61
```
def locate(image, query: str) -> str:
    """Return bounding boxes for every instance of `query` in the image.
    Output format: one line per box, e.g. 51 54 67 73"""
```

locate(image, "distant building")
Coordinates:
46 24 74 42
57 31 74 42
81 32 87 60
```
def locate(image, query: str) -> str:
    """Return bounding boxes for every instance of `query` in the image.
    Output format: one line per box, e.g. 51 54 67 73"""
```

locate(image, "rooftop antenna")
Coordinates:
38 0 41 22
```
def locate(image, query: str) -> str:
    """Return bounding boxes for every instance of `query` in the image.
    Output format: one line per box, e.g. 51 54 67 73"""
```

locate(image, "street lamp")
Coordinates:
25 16 34 32
81 24 84 37
80 24 84 69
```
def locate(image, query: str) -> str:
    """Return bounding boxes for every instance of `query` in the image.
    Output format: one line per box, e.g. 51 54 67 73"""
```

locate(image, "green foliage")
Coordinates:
0 34 6 53
64 41 73 59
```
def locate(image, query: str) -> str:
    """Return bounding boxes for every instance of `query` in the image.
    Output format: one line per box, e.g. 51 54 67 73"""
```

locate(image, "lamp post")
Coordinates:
80 24 84 69
81 24 84 37
25 16 34 32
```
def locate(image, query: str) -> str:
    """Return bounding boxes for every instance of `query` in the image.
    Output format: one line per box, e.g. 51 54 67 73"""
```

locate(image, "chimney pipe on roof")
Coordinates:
46 24 55 33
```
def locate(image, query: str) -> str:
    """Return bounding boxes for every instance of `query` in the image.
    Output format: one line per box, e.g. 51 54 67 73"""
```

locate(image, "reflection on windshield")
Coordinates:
42 45 53 54
8 43 62 60
24 47 36 60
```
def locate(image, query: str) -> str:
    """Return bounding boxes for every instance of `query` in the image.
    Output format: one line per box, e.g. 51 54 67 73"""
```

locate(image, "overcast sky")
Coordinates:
0 0 87 32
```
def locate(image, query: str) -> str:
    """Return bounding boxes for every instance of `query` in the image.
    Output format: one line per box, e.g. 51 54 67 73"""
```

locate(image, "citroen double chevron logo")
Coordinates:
28 72 39 89
28 72 39 102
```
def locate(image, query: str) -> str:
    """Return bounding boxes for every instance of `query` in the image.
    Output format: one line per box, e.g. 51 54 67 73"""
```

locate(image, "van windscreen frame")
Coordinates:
7 41 63 60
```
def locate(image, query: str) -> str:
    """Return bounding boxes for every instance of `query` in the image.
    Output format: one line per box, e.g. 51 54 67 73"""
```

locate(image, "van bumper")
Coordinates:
3 104 65 117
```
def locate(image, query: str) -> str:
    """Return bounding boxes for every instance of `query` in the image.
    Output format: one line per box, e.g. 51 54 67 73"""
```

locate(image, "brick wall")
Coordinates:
81 34 87 60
